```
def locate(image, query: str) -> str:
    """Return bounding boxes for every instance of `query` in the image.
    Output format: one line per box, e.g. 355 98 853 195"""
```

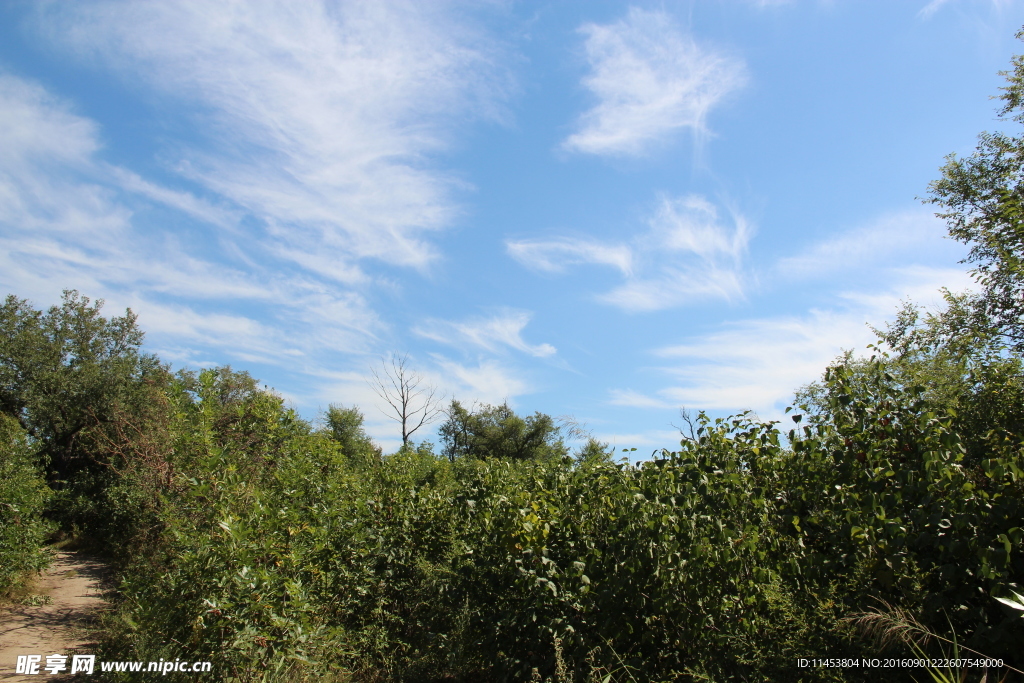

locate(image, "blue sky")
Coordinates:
2 0 1022 453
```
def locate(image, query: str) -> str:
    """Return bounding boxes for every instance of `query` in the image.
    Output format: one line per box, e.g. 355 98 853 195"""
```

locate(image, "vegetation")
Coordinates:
439 399 568 462
0 413 52 596
927 29 1024 352
6 295 1024 682
7 27 1024 683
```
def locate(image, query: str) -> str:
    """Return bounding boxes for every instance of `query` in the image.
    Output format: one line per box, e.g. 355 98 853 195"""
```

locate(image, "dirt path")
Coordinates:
0 551 112 681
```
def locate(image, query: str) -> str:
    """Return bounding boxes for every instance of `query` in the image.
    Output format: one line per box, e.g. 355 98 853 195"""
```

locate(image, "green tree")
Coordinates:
171 366 313 475
438 399 567 461
0 290 164 482
322 403 379 464
572 437 615 465
927 30 1024 349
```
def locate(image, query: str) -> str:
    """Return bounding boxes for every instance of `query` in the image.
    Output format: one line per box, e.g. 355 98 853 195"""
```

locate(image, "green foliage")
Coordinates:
791 354 1024 668
0 290 163 480
439 399 568 462
16 28 1024 683
100 367 352 680
322 403 380 467
874 292 1024 469
0 290 170 554
798 290 1024 470
101 397 862 680
4 282 1018 681
65 350 1023 682
572 437 615 465
0 413 53 594
927 30 1024 351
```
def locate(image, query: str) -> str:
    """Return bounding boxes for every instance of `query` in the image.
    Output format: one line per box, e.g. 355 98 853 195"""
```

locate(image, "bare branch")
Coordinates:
367 353 445 446
671 407 698 443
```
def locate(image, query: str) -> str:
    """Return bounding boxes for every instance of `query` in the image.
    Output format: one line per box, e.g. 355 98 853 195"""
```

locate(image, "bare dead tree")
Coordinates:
368 353 444 447
671 407 699 443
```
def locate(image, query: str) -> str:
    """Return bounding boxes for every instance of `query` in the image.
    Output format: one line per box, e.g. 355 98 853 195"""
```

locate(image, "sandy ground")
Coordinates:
0 551 111 682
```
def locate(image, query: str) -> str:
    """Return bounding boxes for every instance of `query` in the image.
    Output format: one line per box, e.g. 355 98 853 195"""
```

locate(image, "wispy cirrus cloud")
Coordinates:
919 0 954 17
601 195 751 311
40 0 511 273
775 208 967 281
607 388 673 409
508 194 753 312
745 0 796 7
0 68 382 372
599 266 746 312
563 7 747 157
505 238 633 275
108 167 241 233
628 266 977 421
415 308 557 358
1 1 525 421
598 203 978 422
430 355 531 407
0 72 126 237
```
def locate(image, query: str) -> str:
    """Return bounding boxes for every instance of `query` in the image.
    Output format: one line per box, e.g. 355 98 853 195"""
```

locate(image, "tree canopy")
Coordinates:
927 30 1024 349
0 290 163 481
439 399 567 461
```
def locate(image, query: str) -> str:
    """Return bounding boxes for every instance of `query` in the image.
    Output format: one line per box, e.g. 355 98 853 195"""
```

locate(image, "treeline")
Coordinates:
4 27 1024 683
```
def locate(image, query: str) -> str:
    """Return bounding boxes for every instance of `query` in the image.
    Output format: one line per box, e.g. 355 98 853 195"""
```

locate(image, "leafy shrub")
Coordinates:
102 407 860 681
0 413 53 595
787 358 1024 667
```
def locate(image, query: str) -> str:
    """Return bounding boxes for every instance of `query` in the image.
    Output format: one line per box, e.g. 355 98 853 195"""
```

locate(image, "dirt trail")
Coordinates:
0 551 111 682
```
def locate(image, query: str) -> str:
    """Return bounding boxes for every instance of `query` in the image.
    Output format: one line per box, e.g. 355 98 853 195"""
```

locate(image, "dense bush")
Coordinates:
0 413 53 595
102 410 838 681
790 358 1024 665
91 355 1024 682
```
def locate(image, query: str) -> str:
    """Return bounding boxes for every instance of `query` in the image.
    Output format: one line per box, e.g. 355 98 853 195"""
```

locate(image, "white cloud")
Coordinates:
776 208 963 279
602 195 751 311
639 266 978 422
414 308 556 357
599 207 977 422
0 73 129 239
508 193 753 312
592 429 682 450
654 308 878 415
430 355 530 407
0 69 383 376
506 238 633 275
600 266 746 312
645 195 750 262
919 0 955 17
41 0 510 272
109 167 241 232
607 388 673 409
3 2 522 418
563 7 746 157
0 73 99 169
